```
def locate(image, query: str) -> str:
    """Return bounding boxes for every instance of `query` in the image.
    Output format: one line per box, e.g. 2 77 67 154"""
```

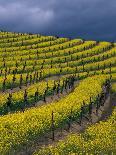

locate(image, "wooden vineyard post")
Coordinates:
7 93 12 112
100 91 105 107
46 82 49 91
87 70 89 77
29 74 32 85
51 63 53 69
80 103 83 125
57 82 60 98
51 111 55 141
3 60 6 67
82 60 85 72
15 61 18 68
109 75 112 102
65 57 66 63
89 97 93 122
34 88 39 105
2 78 6 92
39 71 42 81
60 81 64 94
67 108 73 131
76 55 79 60
24 89 28 107
5 69 7 76
70 76 73 89
11 74 16 90
71 75 75 90
26 73 29 86
53 81 56 96
60 67 62 75
43 89 47 102
96 94 100 115
19 74 23 89
36 71 39 82
64 78 68 93
97 64 99 70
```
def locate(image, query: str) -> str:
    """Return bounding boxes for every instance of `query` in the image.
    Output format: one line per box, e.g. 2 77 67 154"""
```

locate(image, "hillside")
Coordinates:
0 31 116 155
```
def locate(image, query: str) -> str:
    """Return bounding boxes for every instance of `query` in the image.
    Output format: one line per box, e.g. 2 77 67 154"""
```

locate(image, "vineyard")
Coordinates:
0 31 115 155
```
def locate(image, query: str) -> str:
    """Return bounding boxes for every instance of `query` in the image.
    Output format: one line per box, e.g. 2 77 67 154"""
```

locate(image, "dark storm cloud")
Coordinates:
0 0 116 41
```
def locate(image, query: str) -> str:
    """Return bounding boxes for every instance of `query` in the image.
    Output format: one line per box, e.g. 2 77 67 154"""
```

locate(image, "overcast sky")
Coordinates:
0 0 116 41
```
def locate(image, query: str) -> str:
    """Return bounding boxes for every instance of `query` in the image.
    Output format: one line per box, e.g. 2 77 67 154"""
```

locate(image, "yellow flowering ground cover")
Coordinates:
34 83 116 155
0 75 109 154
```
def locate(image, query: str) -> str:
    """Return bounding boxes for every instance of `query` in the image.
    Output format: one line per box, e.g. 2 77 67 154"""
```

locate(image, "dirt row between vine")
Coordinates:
5 78 79 116
16 85 115 155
